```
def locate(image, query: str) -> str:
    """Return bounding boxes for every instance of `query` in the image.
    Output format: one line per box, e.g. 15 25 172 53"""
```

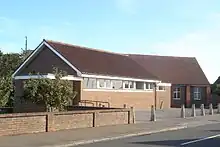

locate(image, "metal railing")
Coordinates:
79 100 110 108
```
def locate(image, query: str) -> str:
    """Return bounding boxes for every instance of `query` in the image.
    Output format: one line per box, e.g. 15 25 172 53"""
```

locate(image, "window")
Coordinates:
84 78 97 89
129 81 135 89
112 80 123 89
146 82 154 90
105 80 111 88
124 81 129 89
173 87 181 100
98 79 105 88
123 81 135 89
136 81 145 90
158 86 165 91
193 87 201 100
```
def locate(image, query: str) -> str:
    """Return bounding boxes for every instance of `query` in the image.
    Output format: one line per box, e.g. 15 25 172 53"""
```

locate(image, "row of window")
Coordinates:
173 87 202 100
83 78 166 91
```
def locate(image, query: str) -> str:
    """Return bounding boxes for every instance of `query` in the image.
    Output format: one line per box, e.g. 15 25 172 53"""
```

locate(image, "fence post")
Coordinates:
218 103 220 114
209 103 213 115
201 104 205 116
191 104 196 117
181 104 185 118
150 105 156 121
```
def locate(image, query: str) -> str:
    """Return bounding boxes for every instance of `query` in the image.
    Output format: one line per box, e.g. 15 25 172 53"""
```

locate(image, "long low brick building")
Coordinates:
12 39 210 112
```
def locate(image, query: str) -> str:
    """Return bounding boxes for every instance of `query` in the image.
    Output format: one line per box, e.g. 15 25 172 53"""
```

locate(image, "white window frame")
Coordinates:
145 82 154 91
173 87 181 100
193 87 201 100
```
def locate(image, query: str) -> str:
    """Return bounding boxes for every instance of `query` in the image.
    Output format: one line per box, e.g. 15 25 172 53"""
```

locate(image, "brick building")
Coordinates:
128 54 211 108
12 40 209 112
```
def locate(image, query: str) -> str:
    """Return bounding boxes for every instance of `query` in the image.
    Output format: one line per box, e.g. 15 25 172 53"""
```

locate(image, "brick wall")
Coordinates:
82 86 171 110
156 86 171 109
0 108 133 136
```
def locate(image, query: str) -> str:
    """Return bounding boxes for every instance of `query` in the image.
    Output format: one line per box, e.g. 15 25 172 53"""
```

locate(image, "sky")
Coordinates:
0 0 220 83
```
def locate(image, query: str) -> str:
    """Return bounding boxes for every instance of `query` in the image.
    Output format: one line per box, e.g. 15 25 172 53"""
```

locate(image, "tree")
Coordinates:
0 52 22 77
23 68 77 111
0 50 22 107
0 76 14 107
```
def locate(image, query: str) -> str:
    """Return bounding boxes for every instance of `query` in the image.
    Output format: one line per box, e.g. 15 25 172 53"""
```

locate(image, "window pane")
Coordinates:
98 79 105 88
136 82 144 90
177 92 180 99
87 78 96 89
105 80 111 88
129 81 134 89
124 81 129 88
159 86 165 90
83 78 89 88
112 80 123 89
146 82 154 89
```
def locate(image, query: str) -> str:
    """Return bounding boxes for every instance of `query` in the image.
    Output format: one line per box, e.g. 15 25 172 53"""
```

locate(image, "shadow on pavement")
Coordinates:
130 139 194 146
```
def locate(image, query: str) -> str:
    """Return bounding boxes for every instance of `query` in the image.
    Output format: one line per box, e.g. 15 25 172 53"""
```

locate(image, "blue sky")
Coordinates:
0 0 220 83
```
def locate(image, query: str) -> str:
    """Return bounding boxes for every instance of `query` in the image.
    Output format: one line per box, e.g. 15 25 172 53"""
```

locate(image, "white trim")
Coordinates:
14 74 83 81
12 40 82 78
81 74 160 83
83 89 154 93
157 83 171 86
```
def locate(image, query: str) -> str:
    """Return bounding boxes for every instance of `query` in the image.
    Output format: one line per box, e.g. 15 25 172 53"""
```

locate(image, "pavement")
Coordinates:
135 108 219 123
1 114 220 147
77 122 220 147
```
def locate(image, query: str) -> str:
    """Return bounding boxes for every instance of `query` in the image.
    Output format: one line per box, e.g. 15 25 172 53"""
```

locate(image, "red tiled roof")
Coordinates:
128 54 210 85
45 40 158 80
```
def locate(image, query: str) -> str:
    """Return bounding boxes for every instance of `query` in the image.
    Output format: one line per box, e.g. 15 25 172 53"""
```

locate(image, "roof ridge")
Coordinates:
128 54 195 59
45 39 127 57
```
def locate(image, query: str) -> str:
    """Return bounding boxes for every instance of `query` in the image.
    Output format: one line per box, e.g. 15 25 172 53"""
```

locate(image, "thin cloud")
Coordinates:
150 14 220 83
114 0 139 14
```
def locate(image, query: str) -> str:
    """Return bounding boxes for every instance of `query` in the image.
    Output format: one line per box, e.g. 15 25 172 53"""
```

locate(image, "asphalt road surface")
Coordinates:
76 123 220 147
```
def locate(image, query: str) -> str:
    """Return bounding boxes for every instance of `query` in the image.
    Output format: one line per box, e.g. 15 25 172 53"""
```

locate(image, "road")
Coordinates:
76 123 220 147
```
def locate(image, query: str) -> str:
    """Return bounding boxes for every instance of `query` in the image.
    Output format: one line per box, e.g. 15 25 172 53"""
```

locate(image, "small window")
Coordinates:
193 87 201 100
105 80 111 88
158 86 165 91
129 81 135 89
124 81 129 89
173 87 181 100
112 80 123 89
136 82 145 90
98 79 105 88
146 82 154 90
84 78 97 89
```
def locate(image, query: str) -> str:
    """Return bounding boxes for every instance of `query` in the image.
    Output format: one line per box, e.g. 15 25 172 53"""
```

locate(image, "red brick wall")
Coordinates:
0 108 134 136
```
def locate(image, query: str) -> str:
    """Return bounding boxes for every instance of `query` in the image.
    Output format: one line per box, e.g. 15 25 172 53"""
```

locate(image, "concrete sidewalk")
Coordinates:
0 115 220 147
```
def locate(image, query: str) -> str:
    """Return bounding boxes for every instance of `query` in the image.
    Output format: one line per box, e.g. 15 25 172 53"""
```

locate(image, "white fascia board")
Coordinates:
157 82 172 86
81 74 161 83
12 40 82 78
14 74 82 81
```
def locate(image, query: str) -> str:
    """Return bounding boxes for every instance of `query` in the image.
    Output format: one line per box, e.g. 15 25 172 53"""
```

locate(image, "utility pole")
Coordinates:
25 36 28 51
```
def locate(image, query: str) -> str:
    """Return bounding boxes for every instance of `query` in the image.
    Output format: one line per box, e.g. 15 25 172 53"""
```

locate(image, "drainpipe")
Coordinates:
154 84 157 110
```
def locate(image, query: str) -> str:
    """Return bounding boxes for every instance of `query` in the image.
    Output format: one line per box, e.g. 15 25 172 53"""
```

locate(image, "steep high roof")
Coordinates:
45 40 158 80
128 54 210 85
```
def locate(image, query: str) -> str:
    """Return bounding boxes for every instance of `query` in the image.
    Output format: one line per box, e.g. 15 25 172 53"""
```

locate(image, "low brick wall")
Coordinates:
0 108 134 136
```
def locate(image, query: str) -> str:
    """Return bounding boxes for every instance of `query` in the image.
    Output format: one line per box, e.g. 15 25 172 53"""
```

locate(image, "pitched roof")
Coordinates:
45 40 158 80
128 54 210 85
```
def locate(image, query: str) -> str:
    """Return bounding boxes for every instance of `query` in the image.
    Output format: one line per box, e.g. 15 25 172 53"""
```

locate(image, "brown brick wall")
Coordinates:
81 86 171 110
96 111 128 127
53 113 93 130
0 114 46 136
156 86 171 109
0 108 133 136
